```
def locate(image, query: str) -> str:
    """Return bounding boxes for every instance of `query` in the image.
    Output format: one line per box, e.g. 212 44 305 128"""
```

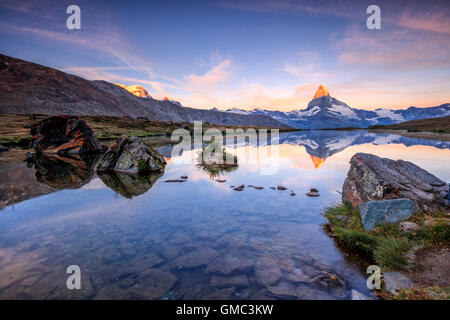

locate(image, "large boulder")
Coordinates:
360 199 419 230
96 136 166 174
30 115 103 155
343 153 449 212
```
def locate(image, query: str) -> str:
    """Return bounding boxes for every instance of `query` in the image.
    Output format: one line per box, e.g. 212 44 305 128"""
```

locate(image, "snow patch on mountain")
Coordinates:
373 109 405 122
328 104 359 120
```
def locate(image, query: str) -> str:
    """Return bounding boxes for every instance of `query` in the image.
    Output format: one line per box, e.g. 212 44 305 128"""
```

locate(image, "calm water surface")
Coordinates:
0 130 449 299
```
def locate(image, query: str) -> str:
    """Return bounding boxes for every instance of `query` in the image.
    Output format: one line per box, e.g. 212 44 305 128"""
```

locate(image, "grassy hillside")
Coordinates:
369 116 450 134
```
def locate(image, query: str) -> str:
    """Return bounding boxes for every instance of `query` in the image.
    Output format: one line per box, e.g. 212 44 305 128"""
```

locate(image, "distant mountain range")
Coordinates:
0 54 288 128
218 85 450 129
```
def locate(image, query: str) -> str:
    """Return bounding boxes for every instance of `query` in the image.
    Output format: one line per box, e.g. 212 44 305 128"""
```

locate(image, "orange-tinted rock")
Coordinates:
114 83 152 98
312 84 329 100
30 116 103 155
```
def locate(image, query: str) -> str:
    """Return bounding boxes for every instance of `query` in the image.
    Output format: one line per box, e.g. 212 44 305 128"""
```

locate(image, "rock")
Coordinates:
360 199 419 231
233 187 243 191
290 192 296 196
164 179 186 183
210 275 249 288
30 115 103 155
204 287 235 300
180 176 188 180
277 186 287 190
306 191 320 197
215 179 226 183
399 221 421 232
383 272 415 295
342 152 448 212
238 184 245 189
170 247 219 269
206 255 254 275
254 257 282 286
310 188 319 192
266 282 298 299
255 186 264 190
248 185 255 188
0 144 8 153
96 136 166 174
351 289 371 300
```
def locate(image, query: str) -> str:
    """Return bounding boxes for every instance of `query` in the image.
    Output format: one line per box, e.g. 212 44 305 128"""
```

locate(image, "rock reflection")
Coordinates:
97 171 163 198
33 154 100 189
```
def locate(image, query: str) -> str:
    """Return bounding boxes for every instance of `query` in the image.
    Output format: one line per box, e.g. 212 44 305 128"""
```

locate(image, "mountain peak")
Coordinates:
114 84 152 98
312 85 329 100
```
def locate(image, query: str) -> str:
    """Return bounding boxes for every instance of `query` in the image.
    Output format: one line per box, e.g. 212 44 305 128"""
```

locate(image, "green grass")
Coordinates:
373 237 415 271
324 202 450 271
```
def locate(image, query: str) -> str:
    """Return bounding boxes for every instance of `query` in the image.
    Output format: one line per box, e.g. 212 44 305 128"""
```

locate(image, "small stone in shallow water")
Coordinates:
255 186 264 190
230 185 235 188
215 179 226 183
233 187 243 191
290 192 296 196
310 188 319 192
269 187 276 190
164 179 186 183
248 185 255 188
277 186 287 190
306 191 320 197
238 184 245 189
180 176 188 180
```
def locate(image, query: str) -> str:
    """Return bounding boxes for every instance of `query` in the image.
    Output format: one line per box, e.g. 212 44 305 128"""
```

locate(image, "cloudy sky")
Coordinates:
1 0 449 111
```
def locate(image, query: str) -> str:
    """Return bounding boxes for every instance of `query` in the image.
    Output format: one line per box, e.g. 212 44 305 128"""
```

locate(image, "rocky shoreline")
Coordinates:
325 153 449 299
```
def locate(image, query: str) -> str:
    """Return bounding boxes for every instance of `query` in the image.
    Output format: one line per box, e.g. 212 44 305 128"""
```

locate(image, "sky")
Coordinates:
0 0 449 111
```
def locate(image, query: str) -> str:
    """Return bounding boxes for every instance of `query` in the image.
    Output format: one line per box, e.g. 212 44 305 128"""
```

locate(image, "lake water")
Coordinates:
0 130 449 299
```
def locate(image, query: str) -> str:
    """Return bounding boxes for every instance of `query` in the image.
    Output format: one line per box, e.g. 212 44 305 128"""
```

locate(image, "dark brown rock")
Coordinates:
342 153 448 212
30 115 103 155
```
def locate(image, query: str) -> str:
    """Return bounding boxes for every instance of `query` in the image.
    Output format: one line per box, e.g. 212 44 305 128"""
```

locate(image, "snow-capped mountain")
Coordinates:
217 85 450 129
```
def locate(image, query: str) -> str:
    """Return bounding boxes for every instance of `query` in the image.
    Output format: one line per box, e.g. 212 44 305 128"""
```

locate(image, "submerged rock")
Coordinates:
342 153 448 212
30 115 103 155
306 191 320 197
360 199 420 231
210 275 249 288
277 186 287 190
96 136 166 174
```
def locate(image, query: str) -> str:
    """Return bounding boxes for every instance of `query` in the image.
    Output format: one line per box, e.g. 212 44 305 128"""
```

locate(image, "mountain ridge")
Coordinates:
219 85 449 129
0 54 289 128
